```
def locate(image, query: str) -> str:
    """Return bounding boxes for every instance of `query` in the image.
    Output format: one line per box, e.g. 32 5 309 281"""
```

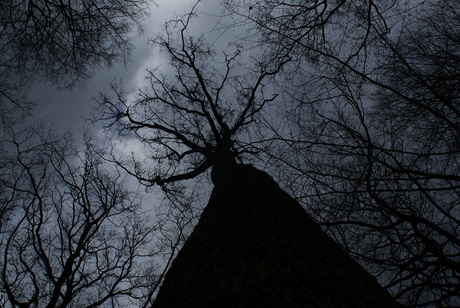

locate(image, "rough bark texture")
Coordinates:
152 163 402 307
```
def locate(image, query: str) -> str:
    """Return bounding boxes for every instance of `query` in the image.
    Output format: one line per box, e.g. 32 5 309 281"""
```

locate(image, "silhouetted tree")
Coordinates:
0 124 161 307
227 1 460 306
98 9 401 307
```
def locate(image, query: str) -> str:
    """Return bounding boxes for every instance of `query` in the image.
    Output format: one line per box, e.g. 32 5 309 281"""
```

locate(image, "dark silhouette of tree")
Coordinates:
0 124 162 307
226 0 460 306
151 162 401 307
97 9 401 307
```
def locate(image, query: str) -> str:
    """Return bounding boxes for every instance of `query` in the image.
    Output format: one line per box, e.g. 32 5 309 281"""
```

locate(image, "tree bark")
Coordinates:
152 163 402 307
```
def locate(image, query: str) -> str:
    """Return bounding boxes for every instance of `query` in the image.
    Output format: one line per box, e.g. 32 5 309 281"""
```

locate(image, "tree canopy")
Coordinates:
0 0 151 126
1 1 459 307
97 10 285 188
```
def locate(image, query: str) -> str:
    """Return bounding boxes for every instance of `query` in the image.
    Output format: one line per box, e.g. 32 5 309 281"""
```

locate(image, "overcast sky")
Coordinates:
28 0 218 131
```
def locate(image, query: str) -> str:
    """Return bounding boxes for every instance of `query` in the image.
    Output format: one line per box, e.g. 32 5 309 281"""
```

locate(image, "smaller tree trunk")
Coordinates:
152 163 402 307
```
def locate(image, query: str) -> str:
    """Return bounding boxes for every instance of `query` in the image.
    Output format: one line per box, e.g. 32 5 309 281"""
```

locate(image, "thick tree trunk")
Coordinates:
152 163 401 307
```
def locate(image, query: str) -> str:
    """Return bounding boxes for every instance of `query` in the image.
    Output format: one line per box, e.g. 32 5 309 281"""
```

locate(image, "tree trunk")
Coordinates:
152 163 402 307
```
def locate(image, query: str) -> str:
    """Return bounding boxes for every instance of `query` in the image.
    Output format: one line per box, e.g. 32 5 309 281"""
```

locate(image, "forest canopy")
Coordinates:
1 0 459 307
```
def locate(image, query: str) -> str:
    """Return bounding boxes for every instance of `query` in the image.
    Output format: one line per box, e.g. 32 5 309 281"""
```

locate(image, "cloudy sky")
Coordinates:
28 0 221 131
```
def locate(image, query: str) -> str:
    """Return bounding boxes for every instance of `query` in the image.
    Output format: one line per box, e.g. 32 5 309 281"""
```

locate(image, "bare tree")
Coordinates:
96 7 282 189
97 9 401 307
230 0 460 306
0 124 162 307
